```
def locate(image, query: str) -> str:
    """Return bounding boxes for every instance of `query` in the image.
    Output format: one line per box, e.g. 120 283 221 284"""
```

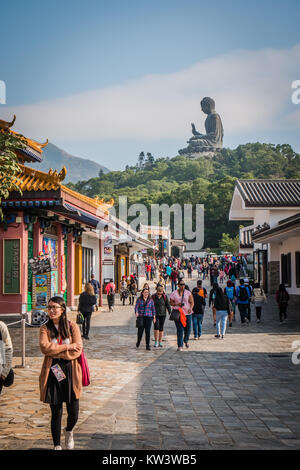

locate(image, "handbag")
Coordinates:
77 350 90 387
136 316 144 328
0 329 14 387
170 292 185 321
69 322 90 386
76 313 84 324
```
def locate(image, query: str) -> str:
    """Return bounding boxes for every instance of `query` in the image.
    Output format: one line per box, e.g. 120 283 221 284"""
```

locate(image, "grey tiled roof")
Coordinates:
237 180 300 207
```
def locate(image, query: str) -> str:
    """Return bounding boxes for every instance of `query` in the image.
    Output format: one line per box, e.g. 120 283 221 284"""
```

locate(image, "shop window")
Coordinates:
82 247 93 284
281 253 291 287
296 251 300 288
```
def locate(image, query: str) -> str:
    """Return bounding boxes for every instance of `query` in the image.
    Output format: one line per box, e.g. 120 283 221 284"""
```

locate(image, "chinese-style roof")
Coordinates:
0 115 48 162
12 165 67 192
10 164 113 213
236 180 300 207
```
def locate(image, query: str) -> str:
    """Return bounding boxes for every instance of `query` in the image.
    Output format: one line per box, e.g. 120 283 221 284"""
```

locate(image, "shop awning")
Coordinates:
60 202 107 228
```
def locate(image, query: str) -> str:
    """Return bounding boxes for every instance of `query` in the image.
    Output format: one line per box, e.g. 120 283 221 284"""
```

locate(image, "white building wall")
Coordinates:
82 232 100 282
279 236 300 295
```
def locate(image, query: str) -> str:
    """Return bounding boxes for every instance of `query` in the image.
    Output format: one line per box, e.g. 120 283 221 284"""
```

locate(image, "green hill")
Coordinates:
66 143 300 248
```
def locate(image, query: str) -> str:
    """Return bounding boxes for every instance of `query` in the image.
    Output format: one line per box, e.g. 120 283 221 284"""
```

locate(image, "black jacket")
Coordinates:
214 295 231 314
79 292 96 313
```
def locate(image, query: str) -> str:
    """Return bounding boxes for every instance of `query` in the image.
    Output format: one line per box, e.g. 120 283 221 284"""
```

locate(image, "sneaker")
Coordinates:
64 428 74 450
184 342 190 348
84 336 90 340
214 335 221 338
136 342 140 348
154 342 159 348
159 342 163 348
221 335 224 339
257 319 261 323
194 337 197 340
198 336 201 339
177 347 183 351
54 446 62 450
146 346 151 351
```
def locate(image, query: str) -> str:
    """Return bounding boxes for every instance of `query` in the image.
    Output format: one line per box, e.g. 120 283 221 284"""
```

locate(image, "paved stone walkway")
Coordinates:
1 275 300 450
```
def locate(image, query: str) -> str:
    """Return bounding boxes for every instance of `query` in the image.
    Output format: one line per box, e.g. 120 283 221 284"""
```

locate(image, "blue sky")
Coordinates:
1 0 300 170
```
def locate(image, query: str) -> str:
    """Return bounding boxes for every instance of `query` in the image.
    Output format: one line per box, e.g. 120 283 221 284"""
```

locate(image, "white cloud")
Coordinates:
2 45 300 142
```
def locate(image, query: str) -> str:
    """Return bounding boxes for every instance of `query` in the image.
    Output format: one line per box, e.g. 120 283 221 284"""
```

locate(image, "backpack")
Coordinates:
238 286 249 301
225 286 234 300
109 286 114 295
197 288 206 305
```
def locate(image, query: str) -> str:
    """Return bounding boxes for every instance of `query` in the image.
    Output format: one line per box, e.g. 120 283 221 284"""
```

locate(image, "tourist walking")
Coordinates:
236 279 251 324
135 288 156 350
166 264 172 284
0 321 13 396
129 275 138 305
224 280 236 326
89 274 100 311
214 287 231 338
209 282 219 328
187 262 193 280
276 284 290 324
39 297 82 450
78 283 97 340
105 279 116 311
120 276 129 305
253 283 267 323
244 278 253 322
170 267 178 292
152 286 171 348
191 280 207 339
170 280 194 351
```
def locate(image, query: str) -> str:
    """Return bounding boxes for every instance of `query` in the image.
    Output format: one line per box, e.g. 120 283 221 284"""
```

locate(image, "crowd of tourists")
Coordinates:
0 253 292 450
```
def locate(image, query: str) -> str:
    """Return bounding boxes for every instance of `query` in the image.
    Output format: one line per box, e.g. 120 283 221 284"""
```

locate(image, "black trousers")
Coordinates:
279 302 288 322
82 312 92 337
256 306 262 320
137 317 153 347
50 400 79 446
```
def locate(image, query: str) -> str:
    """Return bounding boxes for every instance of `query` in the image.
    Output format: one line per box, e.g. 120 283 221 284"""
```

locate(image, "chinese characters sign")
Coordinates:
3 239 21 294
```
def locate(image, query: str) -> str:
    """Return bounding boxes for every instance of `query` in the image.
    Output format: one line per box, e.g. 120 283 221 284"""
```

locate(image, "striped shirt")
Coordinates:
135 298 156 317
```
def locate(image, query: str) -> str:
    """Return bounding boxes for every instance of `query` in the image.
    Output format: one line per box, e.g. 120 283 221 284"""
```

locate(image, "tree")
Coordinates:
219 233 240 255
98 169 104 178
0 131 23 220
138 152 145 169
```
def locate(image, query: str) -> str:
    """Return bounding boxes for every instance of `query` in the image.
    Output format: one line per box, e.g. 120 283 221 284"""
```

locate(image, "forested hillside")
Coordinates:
67 143 300 248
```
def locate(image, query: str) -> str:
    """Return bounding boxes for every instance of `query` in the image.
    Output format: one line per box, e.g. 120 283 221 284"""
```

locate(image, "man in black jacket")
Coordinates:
152 286 171 348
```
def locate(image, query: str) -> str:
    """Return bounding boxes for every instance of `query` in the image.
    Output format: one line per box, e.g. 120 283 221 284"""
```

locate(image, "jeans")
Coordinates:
50 400 79 446
192 313 204 337
146 272 149 280
137 316 153 347
82 312 92 337
174 315 192 347
171 280 177 292
247 301 251 322
216 310 228 336
238 303 248 323
256 306 262 320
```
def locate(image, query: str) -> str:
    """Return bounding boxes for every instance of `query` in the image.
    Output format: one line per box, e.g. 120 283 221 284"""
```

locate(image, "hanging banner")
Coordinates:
61 254 66 293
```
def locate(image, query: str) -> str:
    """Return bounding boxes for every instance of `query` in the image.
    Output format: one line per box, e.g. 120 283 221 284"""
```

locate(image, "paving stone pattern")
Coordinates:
1 275 300 450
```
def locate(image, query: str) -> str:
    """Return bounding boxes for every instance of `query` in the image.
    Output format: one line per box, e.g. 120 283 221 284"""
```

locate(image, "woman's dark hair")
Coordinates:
215 287 226 300
279 284 287 292
46 296 70 340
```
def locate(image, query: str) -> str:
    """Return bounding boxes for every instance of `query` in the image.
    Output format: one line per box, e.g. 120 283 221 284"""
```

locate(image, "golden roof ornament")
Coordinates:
0 115 16 131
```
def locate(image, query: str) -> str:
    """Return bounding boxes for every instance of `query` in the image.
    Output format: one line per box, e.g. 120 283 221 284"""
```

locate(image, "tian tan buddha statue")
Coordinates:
178 97 224 157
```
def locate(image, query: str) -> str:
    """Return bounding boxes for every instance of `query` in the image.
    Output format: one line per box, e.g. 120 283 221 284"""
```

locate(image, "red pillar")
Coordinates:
56 224 63 295
33 220 43 257
99 236 103 307
67 233 75 307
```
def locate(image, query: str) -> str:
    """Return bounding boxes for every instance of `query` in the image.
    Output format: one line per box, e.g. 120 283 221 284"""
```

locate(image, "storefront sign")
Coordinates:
3 239 21 294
